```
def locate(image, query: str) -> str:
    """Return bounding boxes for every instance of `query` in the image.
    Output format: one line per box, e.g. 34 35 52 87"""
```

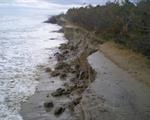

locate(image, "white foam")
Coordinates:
0 13 66 120
0 78 38 120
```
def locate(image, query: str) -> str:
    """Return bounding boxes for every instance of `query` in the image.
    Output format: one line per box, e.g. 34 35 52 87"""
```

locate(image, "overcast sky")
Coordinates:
47 0 114 5
0 0 118 5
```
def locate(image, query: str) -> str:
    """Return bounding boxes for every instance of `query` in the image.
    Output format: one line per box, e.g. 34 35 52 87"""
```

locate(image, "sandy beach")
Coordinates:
20 19 150 120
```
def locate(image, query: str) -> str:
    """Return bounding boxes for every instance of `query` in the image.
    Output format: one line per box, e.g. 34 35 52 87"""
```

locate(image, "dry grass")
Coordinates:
99 41 150 86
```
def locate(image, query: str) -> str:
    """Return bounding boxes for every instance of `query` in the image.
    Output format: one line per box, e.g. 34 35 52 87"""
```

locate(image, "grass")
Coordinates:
99 41 150 86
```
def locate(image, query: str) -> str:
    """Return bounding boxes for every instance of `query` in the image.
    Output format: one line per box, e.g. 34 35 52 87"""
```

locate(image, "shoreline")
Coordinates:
20 19 97 119
20 17 150 120
0 14 66 120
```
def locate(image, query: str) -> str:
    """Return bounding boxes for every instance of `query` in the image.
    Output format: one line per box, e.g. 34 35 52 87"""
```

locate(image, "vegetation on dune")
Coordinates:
44 13 65 24
64 0 150 57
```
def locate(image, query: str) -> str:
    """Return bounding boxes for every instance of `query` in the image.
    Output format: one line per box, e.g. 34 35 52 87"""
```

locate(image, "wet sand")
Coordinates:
20 70 70 120
20 25 96 120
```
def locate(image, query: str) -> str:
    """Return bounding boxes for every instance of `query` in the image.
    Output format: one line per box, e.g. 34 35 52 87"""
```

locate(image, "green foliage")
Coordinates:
65 0 150 57
45 13 64 24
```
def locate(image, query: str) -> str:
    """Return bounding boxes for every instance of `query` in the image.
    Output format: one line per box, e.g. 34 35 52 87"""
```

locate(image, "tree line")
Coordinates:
65 0 150 57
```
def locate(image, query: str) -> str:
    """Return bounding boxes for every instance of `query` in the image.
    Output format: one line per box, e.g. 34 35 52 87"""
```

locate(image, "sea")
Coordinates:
0 0 78 120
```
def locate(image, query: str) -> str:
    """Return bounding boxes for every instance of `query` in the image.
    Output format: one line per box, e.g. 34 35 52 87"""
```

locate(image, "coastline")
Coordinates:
20 17 150 120
0 9 66 120
20 18 97 120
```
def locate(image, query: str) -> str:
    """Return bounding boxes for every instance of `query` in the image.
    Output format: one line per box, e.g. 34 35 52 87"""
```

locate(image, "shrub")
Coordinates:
65 0 150 57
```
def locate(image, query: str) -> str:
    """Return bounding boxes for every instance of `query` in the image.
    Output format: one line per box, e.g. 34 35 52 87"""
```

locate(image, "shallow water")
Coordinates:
0 1 67 120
